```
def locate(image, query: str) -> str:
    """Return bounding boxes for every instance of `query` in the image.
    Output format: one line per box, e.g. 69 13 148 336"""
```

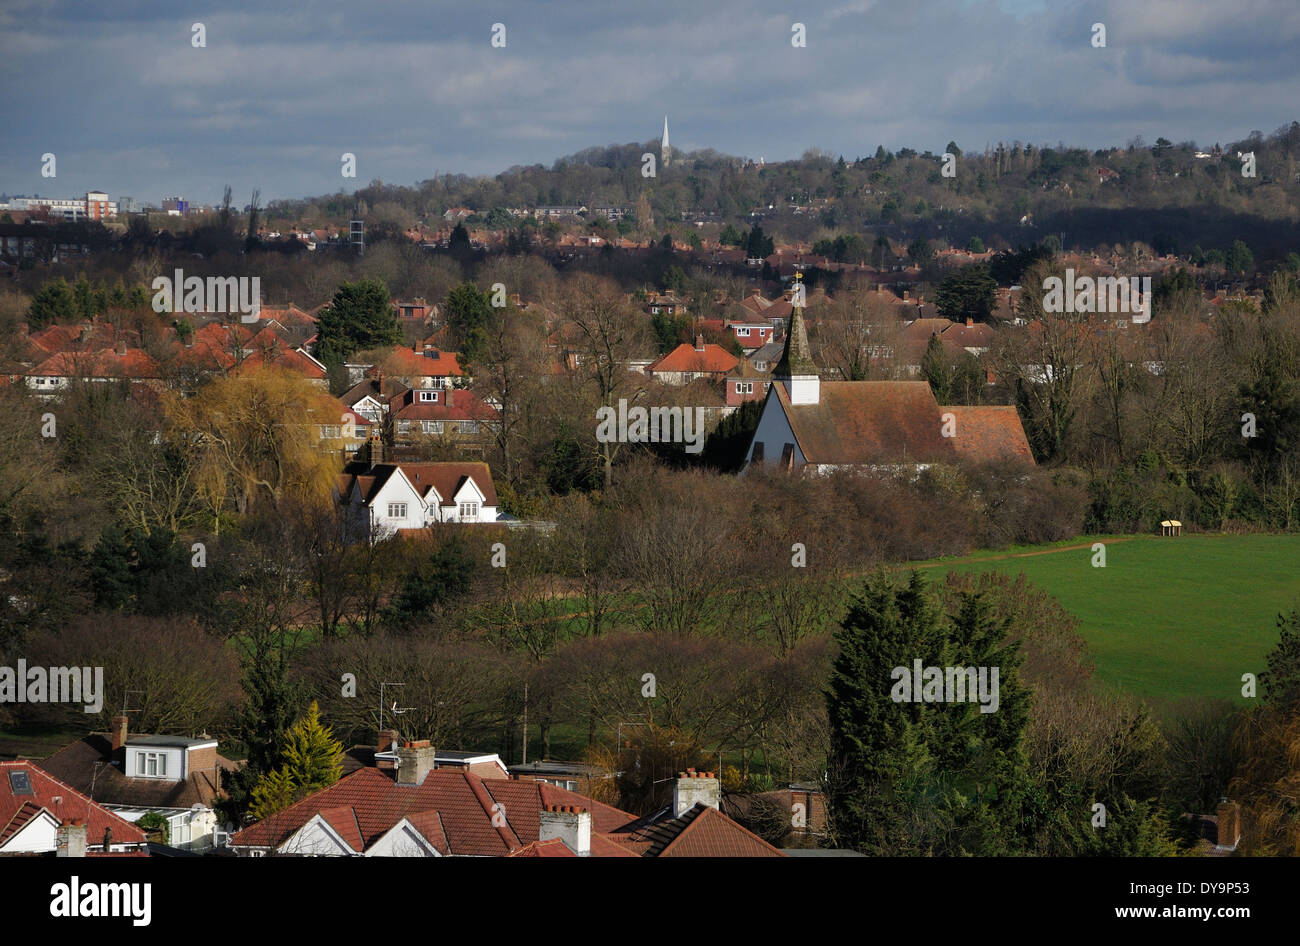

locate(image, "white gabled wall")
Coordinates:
367 472 425 536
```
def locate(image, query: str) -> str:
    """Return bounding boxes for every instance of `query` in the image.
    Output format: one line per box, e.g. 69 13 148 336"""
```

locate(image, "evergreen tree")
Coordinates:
443 282 494 366
826 571 943 853
315 279 401 363
935 265 997 324
281 700 344 794
89 523 134 611
29 278 78 328
1260 608 1300 712
247 766 296 821
921 335 953 404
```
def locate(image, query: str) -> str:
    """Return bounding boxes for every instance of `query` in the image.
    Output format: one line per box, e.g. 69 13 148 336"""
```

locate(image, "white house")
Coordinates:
335 461 500 542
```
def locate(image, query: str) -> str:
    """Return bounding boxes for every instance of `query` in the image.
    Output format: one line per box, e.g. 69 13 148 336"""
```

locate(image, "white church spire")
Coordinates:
662 115 670 167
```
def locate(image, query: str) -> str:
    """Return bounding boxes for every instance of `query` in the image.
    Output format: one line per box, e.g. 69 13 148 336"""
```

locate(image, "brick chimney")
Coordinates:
111 715 128 751
671 768 720 817
396 740 435 786
965 316 974 328
376 729 399 770
1216 799 1241 851
694 334 705 352
539 804 591 856
57 819 87 858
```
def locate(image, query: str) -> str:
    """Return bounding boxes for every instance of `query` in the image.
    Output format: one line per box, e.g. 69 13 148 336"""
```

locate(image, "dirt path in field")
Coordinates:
904 536 1143 571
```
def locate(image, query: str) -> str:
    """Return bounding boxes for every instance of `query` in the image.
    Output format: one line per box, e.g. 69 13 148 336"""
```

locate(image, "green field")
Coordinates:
929 534 1300 704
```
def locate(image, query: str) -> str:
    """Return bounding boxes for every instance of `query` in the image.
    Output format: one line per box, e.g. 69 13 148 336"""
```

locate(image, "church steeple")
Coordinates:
774 272 820 404
661 115 670 167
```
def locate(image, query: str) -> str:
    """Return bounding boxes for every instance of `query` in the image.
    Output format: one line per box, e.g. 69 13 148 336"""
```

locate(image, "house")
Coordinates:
510 760 608 796
25 344 161 396
388 386 498 446
363 343 466 390
643 291 685 316
340 377 401 423
743 276 1034 474
747 340 784 374
724 358 771 407
647 336 739 386
727 321 775 352
1 759 148 856
335 459 500 540
37 716 236 851
228 747 782 857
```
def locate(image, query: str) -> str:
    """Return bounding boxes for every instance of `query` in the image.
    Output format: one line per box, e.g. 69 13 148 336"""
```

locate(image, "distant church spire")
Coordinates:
662 115 670 167
774 272 820 405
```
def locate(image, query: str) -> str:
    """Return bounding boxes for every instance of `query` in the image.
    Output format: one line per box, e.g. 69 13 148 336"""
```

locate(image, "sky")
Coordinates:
1 0 1297 206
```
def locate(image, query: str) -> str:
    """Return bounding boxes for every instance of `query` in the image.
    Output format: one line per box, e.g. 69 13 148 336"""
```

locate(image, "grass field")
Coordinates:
928 534 1300 705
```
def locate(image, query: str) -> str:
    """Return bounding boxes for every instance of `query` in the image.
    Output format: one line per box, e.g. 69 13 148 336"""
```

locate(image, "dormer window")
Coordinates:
419 391 438 402
136 751 168 778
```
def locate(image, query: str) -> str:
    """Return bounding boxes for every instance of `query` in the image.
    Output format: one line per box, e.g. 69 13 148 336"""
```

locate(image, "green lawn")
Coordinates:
932 534 1300 704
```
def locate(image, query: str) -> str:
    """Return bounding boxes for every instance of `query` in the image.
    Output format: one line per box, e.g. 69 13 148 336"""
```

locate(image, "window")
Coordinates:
136 751 167 778
387 503 407 518
737 327 750 336
460 421 479 434
421 420 443 434
418 391 438 402
8 770 33 795
458 502 479 521
321 425 340 439
755 361 767 371
736 382 753 394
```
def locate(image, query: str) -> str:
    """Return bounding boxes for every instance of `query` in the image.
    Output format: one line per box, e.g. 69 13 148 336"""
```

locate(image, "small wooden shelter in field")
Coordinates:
1160 520 1182 536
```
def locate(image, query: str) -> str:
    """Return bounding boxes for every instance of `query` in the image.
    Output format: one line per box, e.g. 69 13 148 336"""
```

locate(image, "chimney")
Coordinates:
694 334 705 352
396 740 435 786
1216 799 1241 851
539 804 591 856
671 768 720 817
103 826 113 851
377 729 398 753
56 819 87 858
111 715 128 751
116 340 127 355
966 316 974 328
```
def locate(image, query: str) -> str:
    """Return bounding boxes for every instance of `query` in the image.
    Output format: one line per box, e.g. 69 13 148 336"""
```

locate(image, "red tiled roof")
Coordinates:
231 345 326 379
375 347 465 379
649 342 739 375
389 388 498 423
26 348 160 380
609 803 785 857
0 760 147 850
940 405 1036 465
229 767 634 855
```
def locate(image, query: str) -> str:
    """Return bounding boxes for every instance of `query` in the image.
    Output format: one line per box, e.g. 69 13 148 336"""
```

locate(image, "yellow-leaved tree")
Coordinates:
166 366 344 522
248 701 345 821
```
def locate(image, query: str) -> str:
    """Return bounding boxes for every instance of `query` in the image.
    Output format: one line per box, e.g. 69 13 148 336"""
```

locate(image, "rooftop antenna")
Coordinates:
120 689 144 717
378 682 413 733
